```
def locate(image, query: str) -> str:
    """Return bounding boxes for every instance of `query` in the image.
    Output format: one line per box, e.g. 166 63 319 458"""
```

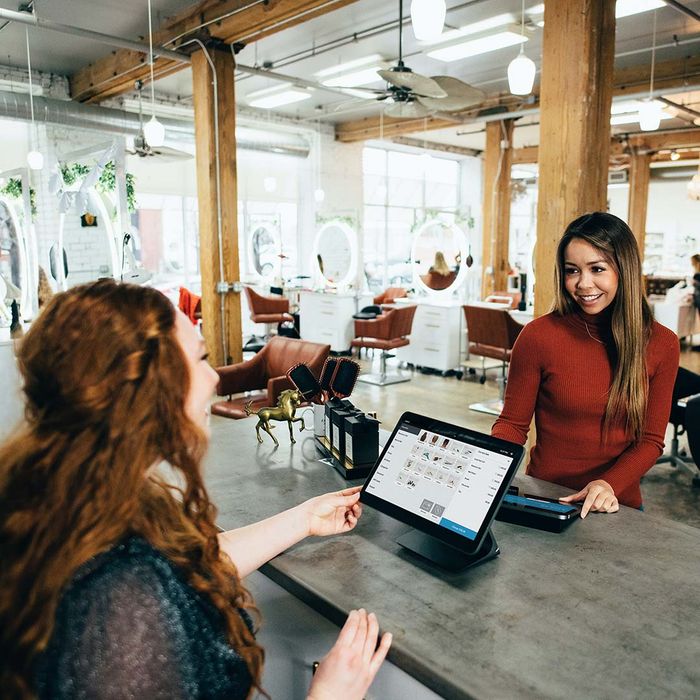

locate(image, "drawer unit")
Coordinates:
395 301 465 372
299 291 371 352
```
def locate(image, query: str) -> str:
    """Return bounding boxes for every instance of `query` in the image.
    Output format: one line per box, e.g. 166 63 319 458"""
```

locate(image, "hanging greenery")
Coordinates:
0 178 37 216
315 213 358 229
61 161 136 212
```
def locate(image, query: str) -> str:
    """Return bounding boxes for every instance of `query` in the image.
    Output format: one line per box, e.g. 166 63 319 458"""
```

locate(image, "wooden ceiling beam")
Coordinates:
70 0 360 103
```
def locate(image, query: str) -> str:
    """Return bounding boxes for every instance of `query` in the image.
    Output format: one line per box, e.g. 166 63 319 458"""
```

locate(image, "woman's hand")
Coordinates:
559 479 619 518
300 486 363 537
307 609 392 700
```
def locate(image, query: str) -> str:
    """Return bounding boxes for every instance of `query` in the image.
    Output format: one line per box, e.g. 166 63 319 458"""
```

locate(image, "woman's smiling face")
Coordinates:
563 238 619 316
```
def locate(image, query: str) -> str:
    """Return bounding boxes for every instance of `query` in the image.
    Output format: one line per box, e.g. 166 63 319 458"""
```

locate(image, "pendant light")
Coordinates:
507 0 536 96
25 27 43 170
143 0 165 147
639 10 662 131
410 0 446 41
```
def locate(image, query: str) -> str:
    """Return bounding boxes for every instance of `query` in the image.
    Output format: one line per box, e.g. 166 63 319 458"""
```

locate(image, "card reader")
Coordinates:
496 487 581 532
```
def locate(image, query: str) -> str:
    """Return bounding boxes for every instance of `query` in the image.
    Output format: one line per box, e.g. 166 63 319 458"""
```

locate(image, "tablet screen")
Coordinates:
361 412 523 553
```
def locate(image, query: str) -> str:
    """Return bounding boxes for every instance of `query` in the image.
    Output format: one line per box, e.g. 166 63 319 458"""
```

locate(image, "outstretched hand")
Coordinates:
307 609 392 700
301 486 363 537
559 479 619 518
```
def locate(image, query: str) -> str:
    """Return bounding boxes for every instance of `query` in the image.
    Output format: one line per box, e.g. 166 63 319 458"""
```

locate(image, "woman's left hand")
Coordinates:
301 486 363 537
559 479 619 518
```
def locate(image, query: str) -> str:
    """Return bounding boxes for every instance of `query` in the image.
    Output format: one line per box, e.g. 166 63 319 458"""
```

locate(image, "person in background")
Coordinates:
0 280 390 700
492 212 679 516
691 253 700 351
428 250 451 277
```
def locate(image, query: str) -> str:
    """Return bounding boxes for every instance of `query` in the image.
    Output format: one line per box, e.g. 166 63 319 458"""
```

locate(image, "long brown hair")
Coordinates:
0 280 264 698
553 212 653 442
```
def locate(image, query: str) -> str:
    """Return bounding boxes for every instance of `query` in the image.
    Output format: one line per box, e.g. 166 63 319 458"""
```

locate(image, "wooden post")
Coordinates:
627 151 651 253
481 119 514 299
534 0 616 315
192 43 241 367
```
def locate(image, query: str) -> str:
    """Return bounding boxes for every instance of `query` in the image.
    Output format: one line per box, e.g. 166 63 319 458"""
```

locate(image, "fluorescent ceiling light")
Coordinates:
337 88 377 100
615 0 665 19
321 67 386 88
610 101 672 125
315 54 384 78
427 30 526 62
422 13 515 46
247 87 312 109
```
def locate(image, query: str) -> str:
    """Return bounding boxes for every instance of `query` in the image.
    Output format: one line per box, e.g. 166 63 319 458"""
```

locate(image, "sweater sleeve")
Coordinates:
599 329 680 496
491 322 543 445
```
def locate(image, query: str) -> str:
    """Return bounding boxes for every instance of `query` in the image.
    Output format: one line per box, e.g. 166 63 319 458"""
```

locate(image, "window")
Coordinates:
363 147 461 291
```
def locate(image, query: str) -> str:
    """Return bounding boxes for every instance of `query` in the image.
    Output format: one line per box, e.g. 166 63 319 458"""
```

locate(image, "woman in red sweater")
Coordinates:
492 212 679 516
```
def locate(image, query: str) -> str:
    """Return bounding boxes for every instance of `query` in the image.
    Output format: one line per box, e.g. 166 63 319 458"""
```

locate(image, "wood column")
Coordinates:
192 43 241 367
534 0 616 315
481 119 514 299
627 151 651 253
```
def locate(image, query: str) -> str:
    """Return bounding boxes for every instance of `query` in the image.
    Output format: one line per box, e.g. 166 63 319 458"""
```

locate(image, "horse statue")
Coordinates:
245 388 306 446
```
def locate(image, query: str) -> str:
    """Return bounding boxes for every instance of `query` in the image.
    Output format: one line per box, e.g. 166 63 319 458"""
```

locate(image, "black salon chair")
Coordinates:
656 367 700 486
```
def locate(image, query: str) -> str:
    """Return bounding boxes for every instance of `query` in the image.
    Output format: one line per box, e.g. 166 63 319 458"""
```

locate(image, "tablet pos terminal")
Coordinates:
360 412 524 572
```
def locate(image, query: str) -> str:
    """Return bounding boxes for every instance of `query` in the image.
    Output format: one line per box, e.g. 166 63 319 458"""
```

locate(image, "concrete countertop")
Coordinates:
205 416 699 700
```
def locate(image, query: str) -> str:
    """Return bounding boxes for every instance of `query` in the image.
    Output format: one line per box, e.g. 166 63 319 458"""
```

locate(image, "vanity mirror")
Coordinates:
313 219 357 288
0 196 30 320
248 221 281 282
412 219 467 295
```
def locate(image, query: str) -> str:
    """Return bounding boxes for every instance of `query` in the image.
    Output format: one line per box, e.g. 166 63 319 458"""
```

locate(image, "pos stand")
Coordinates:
396 529 500 573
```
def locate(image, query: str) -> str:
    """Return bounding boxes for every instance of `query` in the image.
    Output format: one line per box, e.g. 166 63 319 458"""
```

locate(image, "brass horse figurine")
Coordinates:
245 388 307 446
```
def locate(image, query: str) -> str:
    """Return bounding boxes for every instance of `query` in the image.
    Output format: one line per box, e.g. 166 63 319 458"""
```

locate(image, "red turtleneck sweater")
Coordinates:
491 310 679 508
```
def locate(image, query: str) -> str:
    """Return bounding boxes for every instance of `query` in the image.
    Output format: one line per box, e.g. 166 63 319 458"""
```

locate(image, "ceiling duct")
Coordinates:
0 90 310 158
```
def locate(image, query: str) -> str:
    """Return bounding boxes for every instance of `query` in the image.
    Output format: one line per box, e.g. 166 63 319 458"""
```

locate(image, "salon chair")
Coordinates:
373 287 408 305
656 366 700 486
351 305 417 386
211 336 330 419
243 286 294 349
463 304 524 415
484 291 521 309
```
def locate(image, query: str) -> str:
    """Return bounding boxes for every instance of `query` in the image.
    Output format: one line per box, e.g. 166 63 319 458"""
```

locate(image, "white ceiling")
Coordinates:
1 0 700 150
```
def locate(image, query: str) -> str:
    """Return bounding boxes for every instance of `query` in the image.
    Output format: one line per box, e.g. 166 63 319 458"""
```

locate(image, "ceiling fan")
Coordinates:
373 0 485 119
126 81 192 160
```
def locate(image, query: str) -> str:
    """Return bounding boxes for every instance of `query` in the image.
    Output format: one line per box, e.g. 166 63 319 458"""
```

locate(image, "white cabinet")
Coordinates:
651 299 700 339
299 291 371 352
395 299 465 372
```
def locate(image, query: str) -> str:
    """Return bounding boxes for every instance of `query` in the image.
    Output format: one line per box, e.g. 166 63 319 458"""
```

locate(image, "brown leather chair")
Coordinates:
244 286 294 330
373 287 408 305
351 305 417 386
211 336 330 419
463 304 524 414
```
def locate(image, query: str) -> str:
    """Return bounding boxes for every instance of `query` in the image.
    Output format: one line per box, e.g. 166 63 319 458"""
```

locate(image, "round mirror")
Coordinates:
313 220 357 288
248 222 281 282
58 188 118 289
0 196 29 315
412 219 467 295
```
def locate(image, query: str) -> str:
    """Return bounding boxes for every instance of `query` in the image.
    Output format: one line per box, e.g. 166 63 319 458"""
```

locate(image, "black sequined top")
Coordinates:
33 537 253 699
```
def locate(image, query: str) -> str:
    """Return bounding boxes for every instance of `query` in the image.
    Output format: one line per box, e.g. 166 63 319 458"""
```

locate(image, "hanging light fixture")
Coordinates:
639 10 662 131
688 161 700 201
24 27 43 170
143 0 165 147
410 0 446 41
507 0 536 96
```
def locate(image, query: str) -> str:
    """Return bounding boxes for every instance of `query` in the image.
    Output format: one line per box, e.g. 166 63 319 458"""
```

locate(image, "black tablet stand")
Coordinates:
396 529 500 572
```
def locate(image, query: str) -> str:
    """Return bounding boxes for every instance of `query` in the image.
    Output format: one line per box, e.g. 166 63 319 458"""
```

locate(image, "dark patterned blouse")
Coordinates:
33 537 252 699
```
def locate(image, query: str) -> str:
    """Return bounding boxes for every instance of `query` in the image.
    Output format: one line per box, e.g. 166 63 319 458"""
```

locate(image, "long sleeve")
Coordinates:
491 322 543 445
599 329 680 498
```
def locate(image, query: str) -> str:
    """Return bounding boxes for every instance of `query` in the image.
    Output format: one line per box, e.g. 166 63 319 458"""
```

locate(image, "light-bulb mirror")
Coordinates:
0 197 30 321
313 219 357 288
412 219 467 295
248 222 281 282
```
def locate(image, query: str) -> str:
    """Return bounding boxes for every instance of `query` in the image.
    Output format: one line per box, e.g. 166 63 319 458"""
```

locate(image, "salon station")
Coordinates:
2 1 700 698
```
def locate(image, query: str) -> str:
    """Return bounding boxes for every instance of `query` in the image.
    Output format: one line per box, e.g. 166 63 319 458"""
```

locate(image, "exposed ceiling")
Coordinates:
1 0 700 151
